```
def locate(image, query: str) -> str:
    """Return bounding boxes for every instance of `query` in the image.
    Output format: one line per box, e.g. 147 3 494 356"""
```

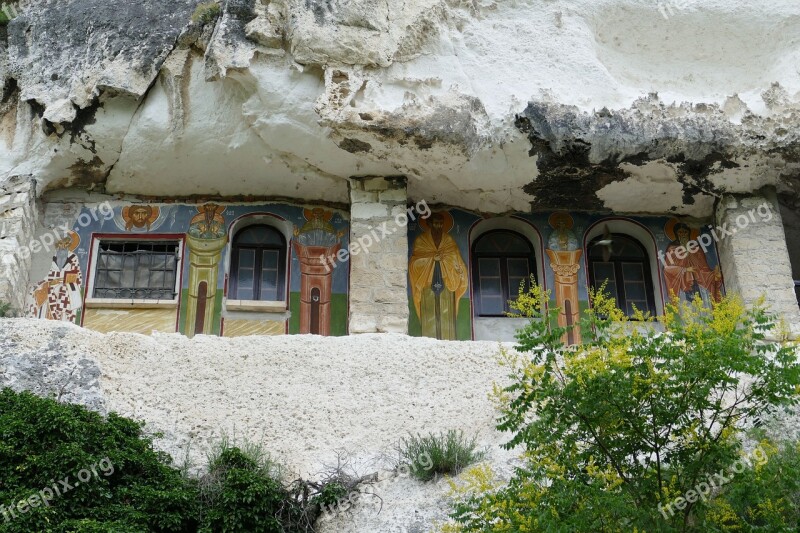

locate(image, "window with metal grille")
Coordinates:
92 241 180 300
229 225 287 301
588 234 656 318
471 230 536 317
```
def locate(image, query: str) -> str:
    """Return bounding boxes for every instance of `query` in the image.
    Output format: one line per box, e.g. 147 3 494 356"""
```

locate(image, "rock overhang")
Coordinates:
0 0 798 216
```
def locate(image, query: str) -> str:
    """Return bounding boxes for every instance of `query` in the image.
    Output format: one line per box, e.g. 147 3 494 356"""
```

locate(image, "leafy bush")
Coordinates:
702 433 800 531
0 301 13 317
448 285 800 532
0 389 370 532
0 388 198 532
397 430 485 482
190 2 221 25
198 446 309 533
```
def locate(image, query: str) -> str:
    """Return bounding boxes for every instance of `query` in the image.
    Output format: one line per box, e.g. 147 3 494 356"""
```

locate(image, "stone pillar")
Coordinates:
348 177 409 334
715 190 800 336
0 176 37 315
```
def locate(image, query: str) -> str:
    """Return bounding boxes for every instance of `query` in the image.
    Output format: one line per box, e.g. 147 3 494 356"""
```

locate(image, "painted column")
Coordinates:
348 176 409 334
714 190 800 337
0 176 37 314
546 212 583 345
546 249 583 345
293 241 340 335
184 205 227 338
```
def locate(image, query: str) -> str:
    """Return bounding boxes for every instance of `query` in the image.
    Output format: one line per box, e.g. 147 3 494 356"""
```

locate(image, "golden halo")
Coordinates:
418 211 454 234
548 211 574 230
58 230 81 252
664 218 700 242
303 208 334 222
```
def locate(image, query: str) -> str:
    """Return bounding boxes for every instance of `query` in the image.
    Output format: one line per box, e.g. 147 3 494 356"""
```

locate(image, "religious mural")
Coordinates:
662 218 723 305
407 209 724 344
122 205 161 231
27 231 83 323
39 202 350 337
408 211 469 340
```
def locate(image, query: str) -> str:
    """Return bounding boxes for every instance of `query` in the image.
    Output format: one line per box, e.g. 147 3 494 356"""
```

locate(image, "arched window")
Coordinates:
472 230 536 317
229 225 287 301
588 234 656 317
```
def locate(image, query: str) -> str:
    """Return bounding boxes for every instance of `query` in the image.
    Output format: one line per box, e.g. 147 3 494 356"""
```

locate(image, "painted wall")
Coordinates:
26 201 350 337
407 209 724 342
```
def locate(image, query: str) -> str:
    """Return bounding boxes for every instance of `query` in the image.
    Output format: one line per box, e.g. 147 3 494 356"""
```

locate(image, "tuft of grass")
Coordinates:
0 301 13 317
397 430 486 482
191 1 221 25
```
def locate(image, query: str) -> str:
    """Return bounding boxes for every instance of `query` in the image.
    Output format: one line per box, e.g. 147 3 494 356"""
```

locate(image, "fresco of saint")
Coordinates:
662 220 723 306
122 205 160 231
28 232 83 323
409 211 468 340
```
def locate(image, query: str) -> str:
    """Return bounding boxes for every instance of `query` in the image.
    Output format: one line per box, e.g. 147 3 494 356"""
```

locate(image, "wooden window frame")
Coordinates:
471 230 536 317
587 234 656 318
229 225 287 303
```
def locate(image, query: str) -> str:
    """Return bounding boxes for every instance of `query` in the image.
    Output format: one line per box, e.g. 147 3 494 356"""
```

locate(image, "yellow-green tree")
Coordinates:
450 283 800 532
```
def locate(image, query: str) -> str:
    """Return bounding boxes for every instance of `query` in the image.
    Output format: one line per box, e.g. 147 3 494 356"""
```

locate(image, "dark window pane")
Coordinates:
262 250 279 271
472 231 536 317
507 258 530 278
478 258 501 277
593 262 616 284
623 281 646 301
237 268 254 291
622 262 645 282
238 249 255 269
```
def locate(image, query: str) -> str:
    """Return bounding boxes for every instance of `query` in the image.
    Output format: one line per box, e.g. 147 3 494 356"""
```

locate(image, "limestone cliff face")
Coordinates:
0 0 799 216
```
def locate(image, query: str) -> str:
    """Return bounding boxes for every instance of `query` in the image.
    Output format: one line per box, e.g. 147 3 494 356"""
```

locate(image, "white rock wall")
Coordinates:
0 317 521 532
0 176 36 313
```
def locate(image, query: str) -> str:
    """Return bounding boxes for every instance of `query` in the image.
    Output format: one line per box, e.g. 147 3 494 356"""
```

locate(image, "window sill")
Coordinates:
85 298 179 309
226 300 287 313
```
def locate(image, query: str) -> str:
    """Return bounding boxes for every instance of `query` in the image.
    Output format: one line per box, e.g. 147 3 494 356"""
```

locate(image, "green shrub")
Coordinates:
702 433 800 531
190 2 221 25
0 388 375 532
447 286 800 532
0 301 13 317
198 446 308 532
397 430 485 482
0 388 198 532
